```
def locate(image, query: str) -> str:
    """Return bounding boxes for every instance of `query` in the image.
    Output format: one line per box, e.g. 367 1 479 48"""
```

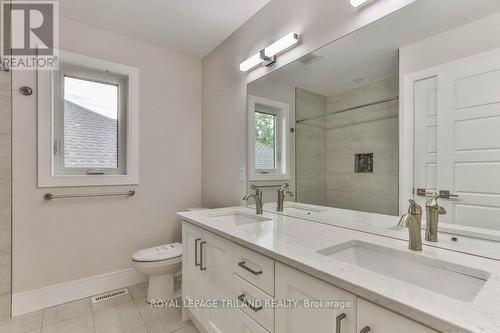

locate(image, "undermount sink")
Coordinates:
209 211 271 225
318 241 489 302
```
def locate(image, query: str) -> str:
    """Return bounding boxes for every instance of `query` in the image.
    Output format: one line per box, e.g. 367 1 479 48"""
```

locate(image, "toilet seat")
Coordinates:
132 256 182 267
132 242 182 262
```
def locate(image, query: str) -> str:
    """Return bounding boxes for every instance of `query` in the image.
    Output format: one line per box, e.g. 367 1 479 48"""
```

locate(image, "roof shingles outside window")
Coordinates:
255 142 274 170
63 100 118 168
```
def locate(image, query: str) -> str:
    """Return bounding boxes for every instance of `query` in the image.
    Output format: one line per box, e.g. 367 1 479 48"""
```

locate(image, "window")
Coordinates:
255 108 279 172
248 96 290 181
54 64 126 176
63 77 118 169
38 51 139 187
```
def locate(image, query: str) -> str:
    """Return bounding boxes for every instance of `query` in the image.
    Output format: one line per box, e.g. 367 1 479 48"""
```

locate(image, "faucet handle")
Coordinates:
426 193 442 208
278 183 294 198
243 187 261 200
248 185 262 195
408 199 422 215
397 213 409 227
278 183 290 192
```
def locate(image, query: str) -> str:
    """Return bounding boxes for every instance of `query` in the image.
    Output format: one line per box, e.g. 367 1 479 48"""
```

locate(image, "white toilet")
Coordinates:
132 242 182 303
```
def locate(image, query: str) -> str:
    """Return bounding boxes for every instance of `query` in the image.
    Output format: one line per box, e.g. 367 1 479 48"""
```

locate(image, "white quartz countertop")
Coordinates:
178 206 500 333
261 202 500 261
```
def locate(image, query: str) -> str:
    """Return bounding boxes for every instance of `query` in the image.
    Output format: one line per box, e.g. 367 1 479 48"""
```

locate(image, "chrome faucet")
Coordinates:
399 200 422 251
277 183 294 212
243 186 263 215
425 193 446 242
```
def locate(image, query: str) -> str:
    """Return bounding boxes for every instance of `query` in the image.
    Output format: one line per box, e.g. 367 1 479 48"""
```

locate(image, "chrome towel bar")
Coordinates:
43 190 136 200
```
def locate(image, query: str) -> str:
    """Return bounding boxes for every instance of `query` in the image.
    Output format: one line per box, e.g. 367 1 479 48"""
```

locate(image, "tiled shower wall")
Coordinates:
295 77 399 215
296 88 327 205
0 65 12 319
326 77 399 215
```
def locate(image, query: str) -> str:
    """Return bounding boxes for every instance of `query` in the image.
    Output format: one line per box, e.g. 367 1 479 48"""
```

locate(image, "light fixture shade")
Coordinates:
239 32 300 72
350 0 370 7
239 52 262 72
264 33 299 58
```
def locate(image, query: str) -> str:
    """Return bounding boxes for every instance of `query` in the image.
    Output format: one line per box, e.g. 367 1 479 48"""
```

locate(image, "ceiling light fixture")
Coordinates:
239 33 299 72
350 0 371 7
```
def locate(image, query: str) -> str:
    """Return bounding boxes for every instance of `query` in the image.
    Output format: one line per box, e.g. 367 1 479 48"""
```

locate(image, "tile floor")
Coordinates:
0 283 200 333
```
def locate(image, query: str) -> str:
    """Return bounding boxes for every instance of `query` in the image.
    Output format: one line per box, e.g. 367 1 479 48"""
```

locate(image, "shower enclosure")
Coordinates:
295 77 399 216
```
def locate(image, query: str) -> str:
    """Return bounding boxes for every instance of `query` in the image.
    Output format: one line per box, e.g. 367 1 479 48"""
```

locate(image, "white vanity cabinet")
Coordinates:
182 221 234 333
233 308 270 333
183 222 208 323
275 263 357 333
356 299 439 333
182 220 441 333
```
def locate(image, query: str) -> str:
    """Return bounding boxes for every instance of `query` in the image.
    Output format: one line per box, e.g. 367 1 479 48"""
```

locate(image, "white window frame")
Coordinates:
38 50 139 187
248 95 290 181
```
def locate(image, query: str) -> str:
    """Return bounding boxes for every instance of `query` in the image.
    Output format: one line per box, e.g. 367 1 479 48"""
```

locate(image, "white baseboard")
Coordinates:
12 268 147 316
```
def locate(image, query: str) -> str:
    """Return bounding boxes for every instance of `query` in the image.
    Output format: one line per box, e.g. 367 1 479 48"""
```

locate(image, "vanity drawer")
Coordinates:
233 274 274 333
357 299 439 333
234 244 275 296
233 308 270 333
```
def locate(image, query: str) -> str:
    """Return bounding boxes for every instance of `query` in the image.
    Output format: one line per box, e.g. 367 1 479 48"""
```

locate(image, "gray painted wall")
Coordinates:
12 17 201 297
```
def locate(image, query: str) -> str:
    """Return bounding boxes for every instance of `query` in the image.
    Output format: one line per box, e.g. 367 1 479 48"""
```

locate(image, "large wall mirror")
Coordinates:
246 0 500 261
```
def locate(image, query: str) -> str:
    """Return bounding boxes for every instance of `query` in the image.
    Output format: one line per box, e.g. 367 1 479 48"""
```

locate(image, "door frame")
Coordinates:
399 48 500 215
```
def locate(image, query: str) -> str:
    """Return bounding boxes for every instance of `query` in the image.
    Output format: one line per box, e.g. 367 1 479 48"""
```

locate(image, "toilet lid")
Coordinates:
132 242 182 262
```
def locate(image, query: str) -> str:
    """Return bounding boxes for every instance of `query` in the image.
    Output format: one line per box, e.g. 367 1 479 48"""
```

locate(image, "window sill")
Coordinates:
249 172 290 182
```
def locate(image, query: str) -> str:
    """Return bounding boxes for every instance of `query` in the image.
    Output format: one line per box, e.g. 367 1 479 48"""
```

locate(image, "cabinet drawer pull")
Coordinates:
336 313 346 333
194 238 201 267
360 327 371 333
200 241 207 271
238 261 263 275
238 294 263 312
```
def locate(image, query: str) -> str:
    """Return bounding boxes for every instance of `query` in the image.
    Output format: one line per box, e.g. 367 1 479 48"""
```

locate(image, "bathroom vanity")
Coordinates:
178 207 500 333
179 2 500 332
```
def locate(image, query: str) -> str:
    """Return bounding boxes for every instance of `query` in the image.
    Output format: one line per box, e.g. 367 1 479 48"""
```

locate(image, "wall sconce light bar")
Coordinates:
239 52 262 72
350 0 371 7
264 33 299 58
239 32 299 72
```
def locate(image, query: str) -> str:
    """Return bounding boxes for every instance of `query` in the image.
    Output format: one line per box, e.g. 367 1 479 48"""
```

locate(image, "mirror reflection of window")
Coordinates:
255 111 276 171
245 0 500 261
247 95 290 181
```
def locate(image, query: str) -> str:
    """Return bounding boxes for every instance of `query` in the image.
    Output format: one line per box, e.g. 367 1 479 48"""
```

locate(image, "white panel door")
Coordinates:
413 77 443 217
437 54 500 230
275 263 356 333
